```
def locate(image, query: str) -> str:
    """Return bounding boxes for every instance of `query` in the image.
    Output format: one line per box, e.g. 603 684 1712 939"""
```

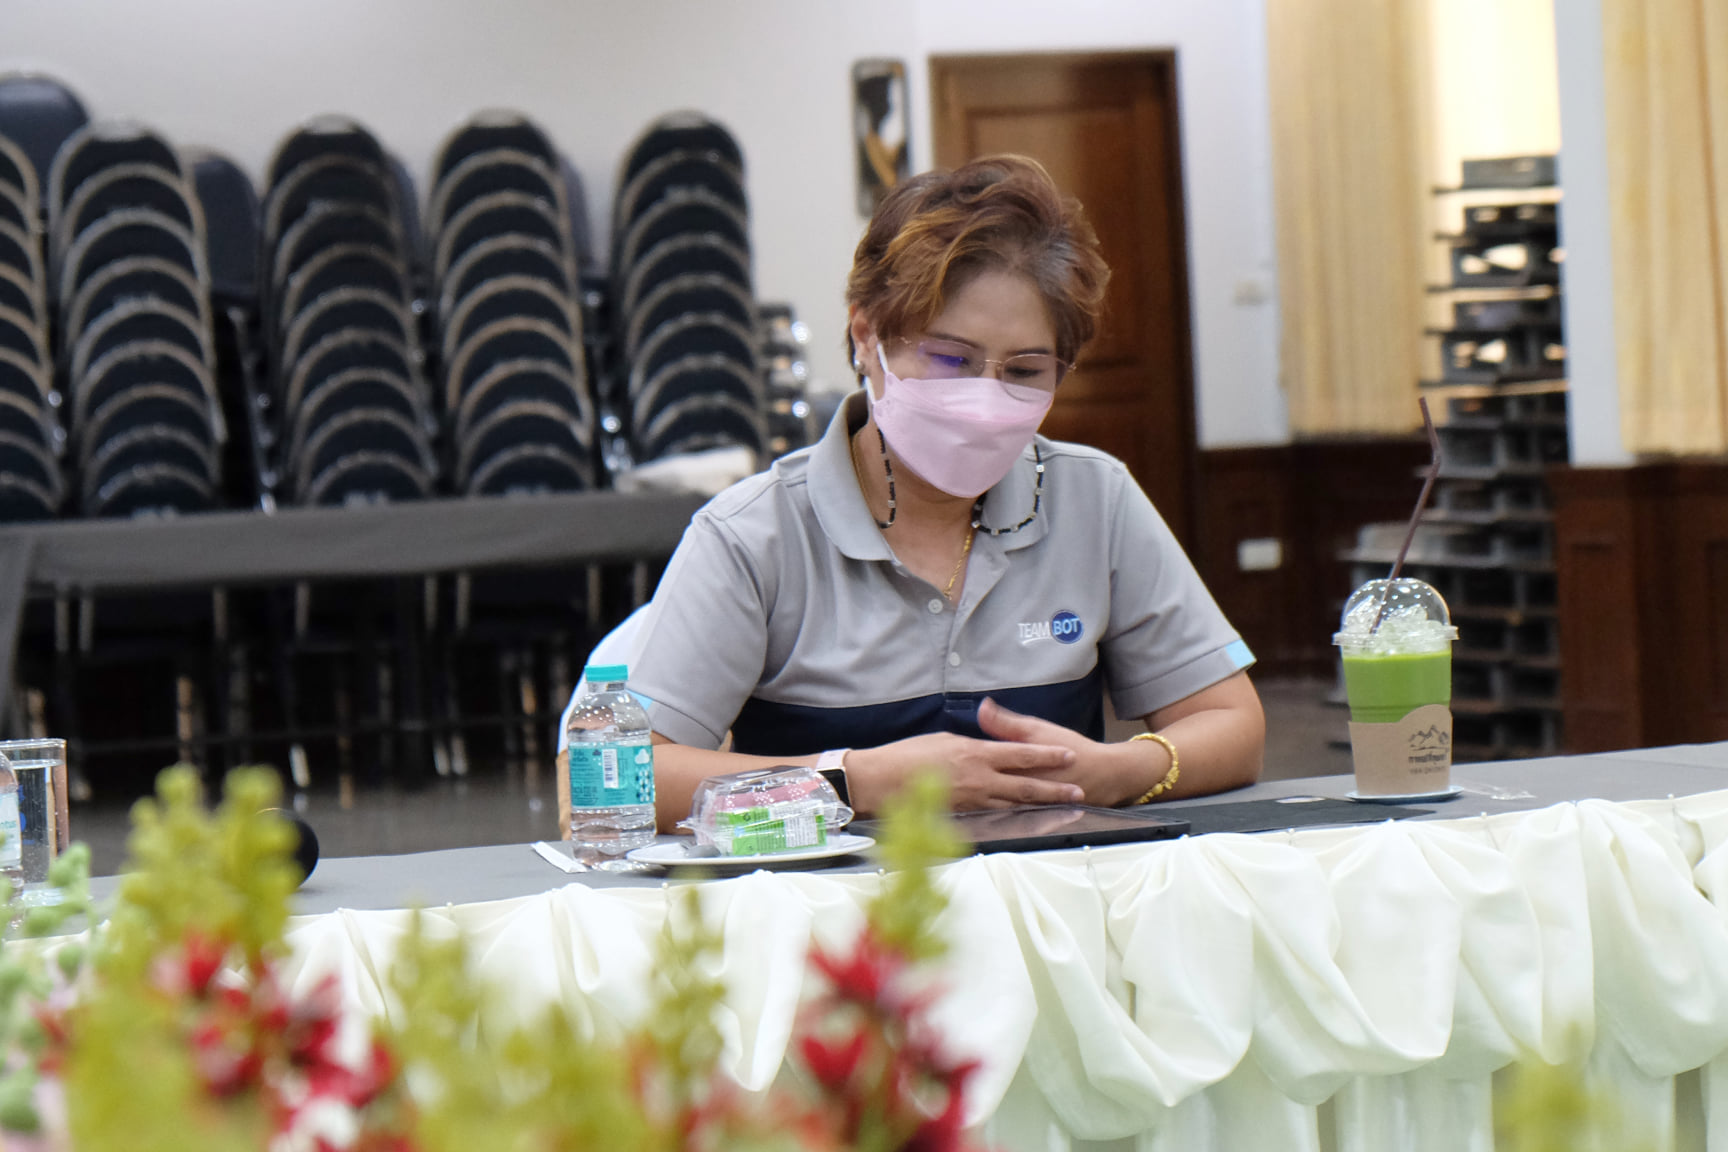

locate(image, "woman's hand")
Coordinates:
975 697 1149 807
845 730 1084 814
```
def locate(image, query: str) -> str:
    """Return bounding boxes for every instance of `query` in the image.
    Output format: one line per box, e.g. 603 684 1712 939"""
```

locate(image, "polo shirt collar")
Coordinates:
808 389 1052 560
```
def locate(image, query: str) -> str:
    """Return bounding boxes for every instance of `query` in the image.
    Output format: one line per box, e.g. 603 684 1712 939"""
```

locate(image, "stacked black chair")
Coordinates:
611 113 764 466
47 121 221 517
0 76 88 207
261 116 436 507
428 110 594 496
758 302 819 457
0 133 61 521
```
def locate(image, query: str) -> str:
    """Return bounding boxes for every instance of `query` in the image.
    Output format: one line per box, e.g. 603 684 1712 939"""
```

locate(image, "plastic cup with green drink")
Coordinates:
1333 578 1459 797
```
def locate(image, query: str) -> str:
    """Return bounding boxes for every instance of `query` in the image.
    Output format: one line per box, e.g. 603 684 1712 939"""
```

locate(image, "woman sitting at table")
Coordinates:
630 154 1264 828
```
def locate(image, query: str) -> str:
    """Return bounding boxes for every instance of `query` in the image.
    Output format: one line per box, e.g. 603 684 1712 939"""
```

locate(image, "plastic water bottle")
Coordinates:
0 751 19 883
564 664 656 869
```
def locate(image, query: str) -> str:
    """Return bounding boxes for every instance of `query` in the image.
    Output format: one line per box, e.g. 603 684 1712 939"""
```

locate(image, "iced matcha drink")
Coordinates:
1341 649 1452 724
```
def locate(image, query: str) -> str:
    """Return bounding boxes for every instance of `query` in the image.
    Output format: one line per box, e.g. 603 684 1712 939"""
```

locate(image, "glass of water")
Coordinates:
0 739 68 901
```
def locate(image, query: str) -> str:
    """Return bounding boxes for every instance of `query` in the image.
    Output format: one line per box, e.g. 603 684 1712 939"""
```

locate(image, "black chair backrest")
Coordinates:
456 399 586 487
56 164 198 259
466 441 590 497
302 450 431 507
631 355 760 433
73 340 215 434
0 76 88 201
0 474 57 521
0 345 50 407
59 209 202 306
445 316 577 411
637 392 764 462
85 460 213 517
81 383 216 464
279 286 415 375
65 256 204 347
0 134 39 209
625 273 755 359
437 235 572 323
295 406 432 497
631 313 757 395
622 232 750 318
615 149 746 237
0 182 30 235
433 191 568 283
263 155 397 247
289 366 427 464
276 243 409 335
615 188 749 280
83 423 216 505
442 275 577 363
284 328 416 414
189 150 261 307
70 296 211 385
621 112 743 188
267 115 386 190
0 305 48 369
0 263 39 324
0 219 43 287
433 111 557 187
271 200 403 291
455 356 587 443
0 429 60 495
49 121 182 216
558 156 595 274
0 389 52 447
430 149 564 238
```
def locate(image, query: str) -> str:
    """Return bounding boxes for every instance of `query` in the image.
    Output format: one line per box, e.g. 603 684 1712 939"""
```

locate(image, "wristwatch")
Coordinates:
815 748 851 807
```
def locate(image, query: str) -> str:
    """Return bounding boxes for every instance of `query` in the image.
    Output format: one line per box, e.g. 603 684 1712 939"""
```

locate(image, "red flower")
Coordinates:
182 933 227 997
799 1026 870 1090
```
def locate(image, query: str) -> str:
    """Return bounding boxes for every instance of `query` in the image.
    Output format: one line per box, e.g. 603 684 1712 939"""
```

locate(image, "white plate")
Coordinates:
626 833 876 869
1346 785 1463 805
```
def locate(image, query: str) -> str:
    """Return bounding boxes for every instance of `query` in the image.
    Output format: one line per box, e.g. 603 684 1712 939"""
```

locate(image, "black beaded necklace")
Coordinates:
866 426 1043 535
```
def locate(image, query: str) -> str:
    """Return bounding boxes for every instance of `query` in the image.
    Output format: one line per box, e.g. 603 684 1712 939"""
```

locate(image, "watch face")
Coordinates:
816 767 850 807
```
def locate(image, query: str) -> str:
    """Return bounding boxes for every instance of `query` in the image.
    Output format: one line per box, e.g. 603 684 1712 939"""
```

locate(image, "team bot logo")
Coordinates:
1050 610 1083 644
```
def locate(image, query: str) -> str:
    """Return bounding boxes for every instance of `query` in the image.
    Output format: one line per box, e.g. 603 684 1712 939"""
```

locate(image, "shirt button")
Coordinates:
927 598 944 614
948 652 962 667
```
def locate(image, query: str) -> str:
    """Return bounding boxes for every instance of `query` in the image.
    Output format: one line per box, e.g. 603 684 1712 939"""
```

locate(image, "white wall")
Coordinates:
0 0 1282 446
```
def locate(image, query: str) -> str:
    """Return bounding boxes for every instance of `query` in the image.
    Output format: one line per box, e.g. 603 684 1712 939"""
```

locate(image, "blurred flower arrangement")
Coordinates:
0 766 989 1152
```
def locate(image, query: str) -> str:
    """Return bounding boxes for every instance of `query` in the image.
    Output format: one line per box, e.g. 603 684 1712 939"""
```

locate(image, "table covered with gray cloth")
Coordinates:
0 491 706 720
265 740 1728 915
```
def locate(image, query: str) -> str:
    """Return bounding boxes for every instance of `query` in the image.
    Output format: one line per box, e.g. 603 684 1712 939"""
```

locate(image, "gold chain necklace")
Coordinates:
943 524 976 602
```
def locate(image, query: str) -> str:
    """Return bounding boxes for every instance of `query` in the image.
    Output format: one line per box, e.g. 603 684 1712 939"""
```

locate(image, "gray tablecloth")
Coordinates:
259 741 1728 915
0 490 706 721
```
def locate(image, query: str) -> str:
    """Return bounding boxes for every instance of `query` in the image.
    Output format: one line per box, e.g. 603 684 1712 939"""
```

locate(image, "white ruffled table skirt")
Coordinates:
282 789 1728 1151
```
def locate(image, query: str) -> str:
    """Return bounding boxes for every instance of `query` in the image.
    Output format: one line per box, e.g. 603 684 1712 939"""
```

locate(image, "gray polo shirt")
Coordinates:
630 391 1253 755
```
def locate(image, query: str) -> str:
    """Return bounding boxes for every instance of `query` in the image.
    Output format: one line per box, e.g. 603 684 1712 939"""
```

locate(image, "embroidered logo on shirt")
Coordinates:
1018 611 1084 645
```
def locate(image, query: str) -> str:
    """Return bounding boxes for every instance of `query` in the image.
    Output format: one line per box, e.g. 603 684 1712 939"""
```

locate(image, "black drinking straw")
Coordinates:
1369 397 1443 635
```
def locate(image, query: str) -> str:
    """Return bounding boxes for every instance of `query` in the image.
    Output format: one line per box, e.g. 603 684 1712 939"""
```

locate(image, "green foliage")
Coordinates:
868 773 964 963
102 765 297 979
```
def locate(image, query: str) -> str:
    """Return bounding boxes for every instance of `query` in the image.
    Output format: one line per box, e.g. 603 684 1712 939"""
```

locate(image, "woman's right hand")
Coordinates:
845 733 1084 815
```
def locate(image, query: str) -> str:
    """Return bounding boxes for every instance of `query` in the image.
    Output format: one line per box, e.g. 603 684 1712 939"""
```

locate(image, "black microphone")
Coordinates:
263 809 320 886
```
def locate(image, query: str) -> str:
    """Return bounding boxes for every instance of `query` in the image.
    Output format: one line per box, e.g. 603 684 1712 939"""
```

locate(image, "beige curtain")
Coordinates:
1268 0 1430 435
1602 0 1728 455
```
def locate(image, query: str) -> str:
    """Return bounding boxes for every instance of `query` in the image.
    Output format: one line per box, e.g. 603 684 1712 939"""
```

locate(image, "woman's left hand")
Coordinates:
975 697 1146 807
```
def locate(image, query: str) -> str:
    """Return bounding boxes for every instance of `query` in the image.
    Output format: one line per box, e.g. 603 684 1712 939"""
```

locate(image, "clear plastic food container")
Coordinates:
678 766 854 857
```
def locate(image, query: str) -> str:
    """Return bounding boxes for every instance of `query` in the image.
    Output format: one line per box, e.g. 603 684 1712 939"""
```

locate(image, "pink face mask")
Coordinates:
866 344 1053 498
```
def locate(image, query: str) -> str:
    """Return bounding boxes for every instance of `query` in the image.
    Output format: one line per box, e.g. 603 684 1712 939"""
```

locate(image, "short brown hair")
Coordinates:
846 154 1110 366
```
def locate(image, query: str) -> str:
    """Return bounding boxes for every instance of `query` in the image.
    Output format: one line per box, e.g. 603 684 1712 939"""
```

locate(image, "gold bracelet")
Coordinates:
1128 731 1180 805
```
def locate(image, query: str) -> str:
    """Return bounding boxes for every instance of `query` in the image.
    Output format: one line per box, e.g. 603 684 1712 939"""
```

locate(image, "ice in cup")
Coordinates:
1333 578 1458 796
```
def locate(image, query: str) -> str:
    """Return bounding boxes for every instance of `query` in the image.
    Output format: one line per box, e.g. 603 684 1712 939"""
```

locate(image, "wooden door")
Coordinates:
931 53 1197 546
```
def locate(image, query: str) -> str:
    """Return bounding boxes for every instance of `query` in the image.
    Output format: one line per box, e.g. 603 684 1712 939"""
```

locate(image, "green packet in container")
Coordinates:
678 767 853 857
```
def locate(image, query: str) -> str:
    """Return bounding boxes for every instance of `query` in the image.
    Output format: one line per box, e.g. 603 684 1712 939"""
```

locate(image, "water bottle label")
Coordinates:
569 743 655 808
0 792 19 870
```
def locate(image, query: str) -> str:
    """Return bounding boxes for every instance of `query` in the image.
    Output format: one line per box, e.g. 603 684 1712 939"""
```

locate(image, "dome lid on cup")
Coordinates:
1334 577 1458 653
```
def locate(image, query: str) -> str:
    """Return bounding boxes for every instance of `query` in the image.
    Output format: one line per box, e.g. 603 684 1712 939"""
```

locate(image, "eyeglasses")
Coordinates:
893 337 1072 391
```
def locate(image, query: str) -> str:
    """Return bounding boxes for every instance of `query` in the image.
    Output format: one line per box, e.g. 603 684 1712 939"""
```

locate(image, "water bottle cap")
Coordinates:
584 664 628 683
